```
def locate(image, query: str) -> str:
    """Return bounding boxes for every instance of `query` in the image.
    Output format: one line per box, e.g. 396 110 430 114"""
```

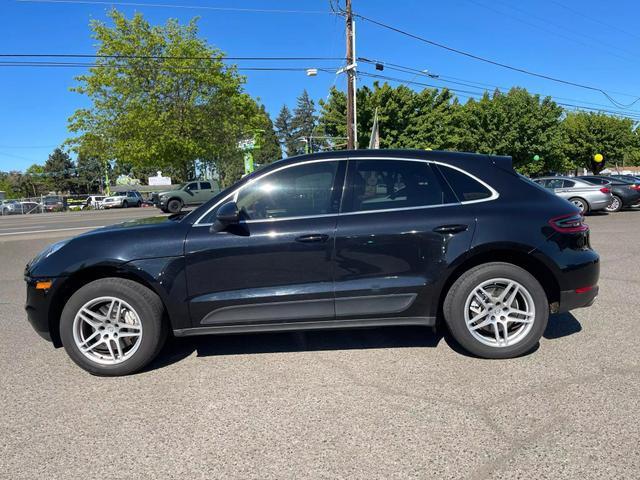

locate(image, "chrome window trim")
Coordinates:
194 155 500 226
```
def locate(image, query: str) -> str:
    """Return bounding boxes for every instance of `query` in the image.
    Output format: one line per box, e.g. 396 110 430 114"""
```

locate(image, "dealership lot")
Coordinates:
1 210 638 479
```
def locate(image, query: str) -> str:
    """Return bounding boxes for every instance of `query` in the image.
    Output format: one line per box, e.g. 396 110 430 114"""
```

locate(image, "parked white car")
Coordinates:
102 191 143 209
84 195 105 210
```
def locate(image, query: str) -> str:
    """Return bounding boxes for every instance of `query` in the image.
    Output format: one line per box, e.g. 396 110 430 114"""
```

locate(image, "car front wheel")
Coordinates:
59 278 167 376
444 262 548 359
166 198 183 214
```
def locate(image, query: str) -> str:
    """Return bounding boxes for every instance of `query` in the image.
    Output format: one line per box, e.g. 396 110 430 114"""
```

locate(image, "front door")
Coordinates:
333 157 477 321
184 159 345 327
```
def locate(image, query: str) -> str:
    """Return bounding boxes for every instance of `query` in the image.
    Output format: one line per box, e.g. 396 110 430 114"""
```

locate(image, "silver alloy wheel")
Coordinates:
464 278 536 348
571 198 586 213
606 196 620 212
72 296 143 365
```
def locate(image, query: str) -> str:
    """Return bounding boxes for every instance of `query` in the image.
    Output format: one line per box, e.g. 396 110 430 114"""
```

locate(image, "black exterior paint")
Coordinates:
24 149 600 344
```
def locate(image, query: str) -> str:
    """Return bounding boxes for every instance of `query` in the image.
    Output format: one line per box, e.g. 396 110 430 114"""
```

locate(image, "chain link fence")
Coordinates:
0 195 107 216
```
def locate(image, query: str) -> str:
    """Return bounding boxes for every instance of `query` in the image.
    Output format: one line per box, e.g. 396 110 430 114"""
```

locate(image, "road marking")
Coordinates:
0 226 104 237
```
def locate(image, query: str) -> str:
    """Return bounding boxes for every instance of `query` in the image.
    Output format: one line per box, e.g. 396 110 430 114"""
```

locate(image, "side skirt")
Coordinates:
173 316 435 337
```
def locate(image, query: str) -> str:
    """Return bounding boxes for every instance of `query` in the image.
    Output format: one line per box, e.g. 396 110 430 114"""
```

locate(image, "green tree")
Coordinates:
253 105 282 166
76 154 104 193
44 148 76 193
274 105 296 157
459 88 567 175
68 9 263 184
291 90 322 154
562 111 637 174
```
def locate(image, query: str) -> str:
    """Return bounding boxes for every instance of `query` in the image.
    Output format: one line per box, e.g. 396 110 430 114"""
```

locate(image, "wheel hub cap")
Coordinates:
72 296 143 365
464 278 536 348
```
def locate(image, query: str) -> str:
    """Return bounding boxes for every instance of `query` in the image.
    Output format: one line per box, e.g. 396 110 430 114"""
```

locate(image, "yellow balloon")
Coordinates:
594 153 604 163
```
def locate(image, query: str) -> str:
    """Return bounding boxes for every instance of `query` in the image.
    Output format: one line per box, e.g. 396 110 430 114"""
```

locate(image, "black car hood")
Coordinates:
27 216 189 278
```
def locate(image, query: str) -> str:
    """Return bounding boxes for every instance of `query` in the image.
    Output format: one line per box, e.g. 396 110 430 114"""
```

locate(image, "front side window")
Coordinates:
438 165 493 201
344 160 448 213
185 182 199 192
235 161 340 220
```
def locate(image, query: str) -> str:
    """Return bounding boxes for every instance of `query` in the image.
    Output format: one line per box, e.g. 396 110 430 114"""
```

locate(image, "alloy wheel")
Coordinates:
570 198 586 213
606 196 621 212
72 296 143 365
464 278 536 348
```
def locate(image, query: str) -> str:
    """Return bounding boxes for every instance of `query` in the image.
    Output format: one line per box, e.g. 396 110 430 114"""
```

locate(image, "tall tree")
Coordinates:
291 90 322 154
44 148 76 193
68 9 264 184
562 111 637 174
253 105 282 166
274 105 296 157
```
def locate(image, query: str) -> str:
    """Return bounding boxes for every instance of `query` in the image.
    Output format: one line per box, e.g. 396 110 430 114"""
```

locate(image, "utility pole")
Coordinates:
345 0 357 149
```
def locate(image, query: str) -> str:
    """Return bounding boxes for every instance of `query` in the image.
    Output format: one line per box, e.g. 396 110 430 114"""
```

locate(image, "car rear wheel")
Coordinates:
568 197 588 214
443 262 548 359
605 195 622 212
59 278 167 376
166 198 183 214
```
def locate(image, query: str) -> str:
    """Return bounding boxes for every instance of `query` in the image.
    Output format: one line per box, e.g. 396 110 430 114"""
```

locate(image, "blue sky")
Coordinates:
1 0 640 171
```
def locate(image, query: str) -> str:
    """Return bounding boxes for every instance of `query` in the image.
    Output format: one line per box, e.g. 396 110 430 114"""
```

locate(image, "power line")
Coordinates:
16 0 335 14
357 68 640 121
0 53 345 61
358 57 640 117
353 12 640 109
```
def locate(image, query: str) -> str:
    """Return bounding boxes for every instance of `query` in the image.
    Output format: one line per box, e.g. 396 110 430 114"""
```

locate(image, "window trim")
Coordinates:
194 156 499 226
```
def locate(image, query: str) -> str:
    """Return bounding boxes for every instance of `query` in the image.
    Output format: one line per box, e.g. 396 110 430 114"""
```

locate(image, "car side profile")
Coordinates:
24 150 600 376
153 180 219 214
102 190 143 209
532 176 612 214
577 175 640 212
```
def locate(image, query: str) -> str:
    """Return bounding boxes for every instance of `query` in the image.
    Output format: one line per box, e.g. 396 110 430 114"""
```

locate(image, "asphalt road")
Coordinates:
1 209 638 479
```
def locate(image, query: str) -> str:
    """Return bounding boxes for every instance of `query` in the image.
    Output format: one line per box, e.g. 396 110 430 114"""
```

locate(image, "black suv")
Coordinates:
25 150 600 375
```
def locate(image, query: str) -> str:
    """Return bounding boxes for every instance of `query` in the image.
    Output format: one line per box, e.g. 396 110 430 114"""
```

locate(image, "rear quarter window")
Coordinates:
438 165 493 202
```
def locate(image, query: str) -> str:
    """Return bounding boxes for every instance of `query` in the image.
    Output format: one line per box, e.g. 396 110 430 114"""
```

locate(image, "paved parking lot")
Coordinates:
1 209 638 479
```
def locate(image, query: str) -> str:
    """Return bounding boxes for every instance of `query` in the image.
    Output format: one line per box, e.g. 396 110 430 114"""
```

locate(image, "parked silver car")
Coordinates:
532 176 612 214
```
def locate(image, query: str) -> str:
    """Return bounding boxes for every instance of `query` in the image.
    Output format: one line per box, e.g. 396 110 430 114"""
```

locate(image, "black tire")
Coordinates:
160 207 169 213
59 278 167 376
568 197 588 215
166 198 183 214
443 262 549 359
122 200 128 208
605 195 622 213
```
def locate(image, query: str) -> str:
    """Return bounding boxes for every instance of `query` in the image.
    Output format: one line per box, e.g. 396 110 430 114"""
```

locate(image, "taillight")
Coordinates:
548 213 589 233
600 187 610 193
630 184 640 191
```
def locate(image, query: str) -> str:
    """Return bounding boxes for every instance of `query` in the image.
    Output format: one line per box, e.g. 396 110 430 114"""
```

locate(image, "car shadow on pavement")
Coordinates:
144 326 444 372
543 312 582 339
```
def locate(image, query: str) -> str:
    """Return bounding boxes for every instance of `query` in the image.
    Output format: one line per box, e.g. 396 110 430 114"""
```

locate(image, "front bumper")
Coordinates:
24 276 61 344
558 285 599 313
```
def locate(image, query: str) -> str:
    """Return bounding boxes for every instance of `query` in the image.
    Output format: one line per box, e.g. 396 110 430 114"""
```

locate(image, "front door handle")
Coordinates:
295 233 329 243
433 224 468 234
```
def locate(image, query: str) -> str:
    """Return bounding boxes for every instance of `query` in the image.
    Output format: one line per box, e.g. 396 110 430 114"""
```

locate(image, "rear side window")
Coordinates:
344 160 449 213
200 181 212 190
563 180 575 188
438 165 493 201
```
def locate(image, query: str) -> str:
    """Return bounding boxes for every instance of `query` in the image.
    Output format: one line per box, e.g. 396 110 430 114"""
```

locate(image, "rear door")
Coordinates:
199 181 214 203
332 157 480 322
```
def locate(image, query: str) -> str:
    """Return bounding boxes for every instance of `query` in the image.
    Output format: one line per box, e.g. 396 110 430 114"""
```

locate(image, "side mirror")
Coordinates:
210 201 240 233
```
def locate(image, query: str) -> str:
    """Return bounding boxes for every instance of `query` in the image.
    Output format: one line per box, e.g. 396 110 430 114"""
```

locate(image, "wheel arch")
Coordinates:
48 265 169 347
436 245 561 323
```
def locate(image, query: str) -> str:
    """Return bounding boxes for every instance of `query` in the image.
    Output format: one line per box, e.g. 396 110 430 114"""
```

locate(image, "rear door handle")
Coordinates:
295 233 329 243
433 224 468 234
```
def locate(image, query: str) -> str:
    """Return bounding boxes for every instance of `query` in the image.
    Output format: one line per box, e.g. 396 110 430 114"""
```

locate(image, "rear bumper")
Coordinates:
558 285 599 313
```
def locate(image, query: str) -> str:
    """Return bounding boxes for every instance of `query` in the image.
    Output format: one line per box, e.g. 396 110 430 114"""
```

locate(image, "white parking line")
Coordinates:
0 226 104 237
